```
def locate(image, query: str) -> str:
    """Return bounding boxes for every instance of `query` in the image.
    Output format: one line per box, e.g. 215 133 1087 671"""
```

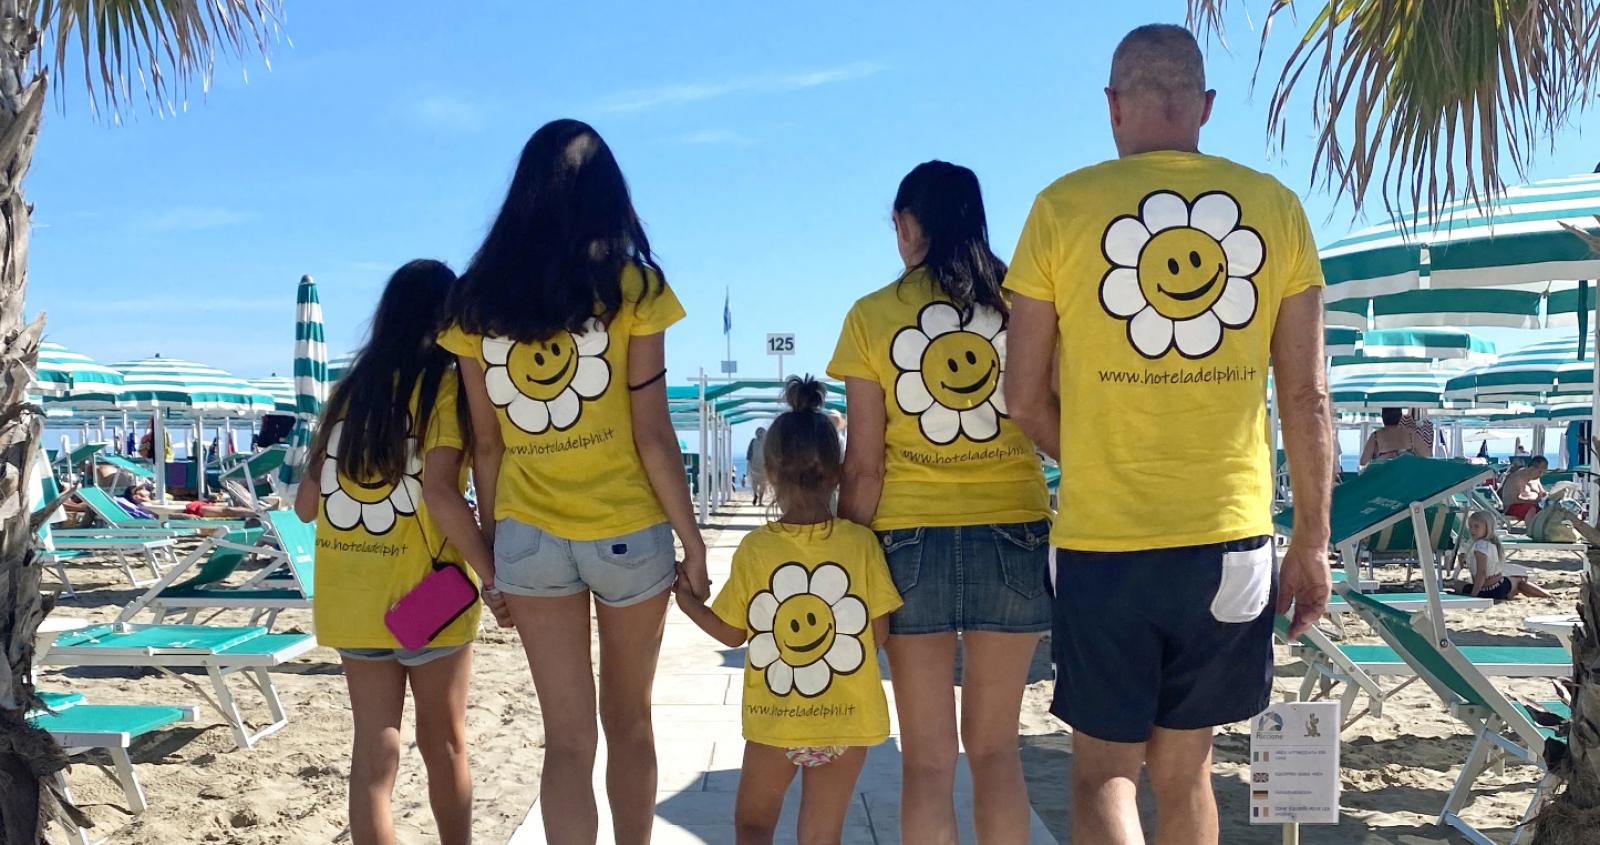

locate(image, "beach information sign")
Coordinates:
1249 701 1340 825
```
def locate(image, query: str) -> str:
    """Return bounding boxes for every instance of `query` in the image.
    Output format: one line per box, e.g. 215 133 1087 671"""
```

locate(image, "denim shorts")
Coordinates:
337 645 466 668
494 520 675 607
877 520 1052 635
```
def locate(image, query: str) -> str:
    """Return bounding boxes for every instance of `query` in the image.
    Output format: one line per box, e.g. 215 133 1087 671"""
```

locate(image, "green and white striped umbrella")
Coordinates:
1325 327 1361 356
34 341 124 399
328 352 354 383
247 377 301 413
110 356 275 413
1444 336 1592 404
1358 328 1497 364
282 275 329 486
1330 369 1458 410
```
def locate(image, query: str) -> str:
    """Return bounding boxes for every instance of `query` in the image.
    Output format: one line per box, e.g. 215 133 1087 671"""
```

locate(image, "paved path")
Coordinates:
509 505 1058 844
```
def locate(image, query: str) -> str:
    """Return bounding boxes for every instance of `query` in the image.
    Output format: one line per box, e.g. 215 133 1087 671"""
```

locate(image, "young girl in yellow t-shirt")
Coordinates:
675 377 902 842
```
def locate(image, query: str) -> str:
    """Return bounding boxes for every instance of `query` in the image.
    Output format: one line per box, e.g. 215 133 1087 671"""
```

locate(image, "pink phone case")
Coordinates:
384 565 479 650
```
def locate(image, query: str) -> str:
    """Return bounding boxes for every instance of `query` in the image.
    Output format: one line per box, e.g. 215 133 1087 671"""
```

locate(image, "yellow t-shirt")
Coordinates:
827 270 1050 530
710 520 903 748
438 266 686 541
312 369 481 648
1004 151 1324 552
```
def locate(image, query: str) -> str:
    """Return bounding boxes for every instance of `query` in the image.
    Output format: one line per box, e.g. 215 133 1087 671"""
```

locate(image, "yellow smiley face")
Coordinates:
920 331 999 410
336 473 395 506
1137 227 1229 320
505 334 578 402
773 594 837 667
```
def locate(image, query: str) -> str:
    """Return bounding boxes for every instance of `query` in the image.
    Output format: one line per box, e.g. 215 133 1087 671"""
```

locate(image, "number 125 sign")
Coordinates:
766 334 795 355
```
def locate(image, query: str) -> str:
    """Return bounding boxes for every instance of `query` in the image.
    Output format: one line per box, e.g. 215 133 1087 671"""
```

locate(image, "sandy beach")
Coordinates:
33 512 1582 844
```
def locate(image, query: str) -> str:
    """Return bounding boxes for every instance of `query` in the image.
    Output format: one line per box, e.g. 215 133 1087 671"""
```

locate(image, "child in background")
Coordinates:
1457 510 1553 600
675 376 902 844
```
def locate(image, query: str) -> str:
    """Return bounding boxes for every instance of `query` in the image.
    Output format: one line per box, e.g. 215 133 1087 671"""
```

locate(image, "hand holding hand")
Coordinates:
482 583 513 628
679 547 711 602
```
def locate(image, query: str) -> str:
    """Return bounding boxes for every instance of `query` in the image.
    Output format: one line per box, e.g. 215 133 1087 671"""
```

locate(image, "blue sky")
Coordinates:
23 0 1600 444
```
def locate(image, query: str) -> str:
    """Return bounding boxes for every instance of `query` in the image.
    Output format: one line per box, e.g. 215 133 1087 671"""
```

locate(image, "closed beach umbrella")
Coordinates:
247 377 301 413
281 275 329 489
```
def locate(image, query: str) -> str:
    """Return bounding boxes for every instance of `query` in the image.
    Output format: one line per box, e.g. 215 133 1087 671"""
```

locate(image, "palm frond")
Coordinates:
35 0 284 117
1188 1 1600 221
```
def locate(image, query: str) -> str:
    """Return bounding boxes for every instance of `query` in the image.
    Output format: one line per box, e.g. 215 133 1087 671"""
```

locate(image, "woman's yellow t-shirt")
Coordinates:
438 266 686 541
312 369 481 649
710 520 902 748
827 270 1050 530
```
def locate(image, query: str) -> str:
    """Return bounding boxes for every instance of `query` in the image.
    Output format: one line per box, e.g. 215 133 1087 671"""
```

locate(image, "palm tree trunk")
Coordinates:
1532 549 1600 842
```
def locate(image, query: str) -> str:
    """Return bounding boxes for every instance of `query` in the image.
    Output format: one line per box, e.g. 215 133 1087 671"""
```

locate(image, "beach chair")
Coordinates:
1340 585 1568 845
92 452 155 482
73 486 251 536
52 442 105 477
38 623 316 750
117 512 313 628
215 444 288 507
39 524 182 591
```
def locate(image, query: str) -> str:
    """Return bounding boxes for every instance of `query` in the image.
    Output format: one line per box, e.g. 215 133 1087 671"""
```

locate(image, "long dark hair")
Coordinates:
311 259 461 483
764 376 842 516
452 119 663 341
894 160 1009 322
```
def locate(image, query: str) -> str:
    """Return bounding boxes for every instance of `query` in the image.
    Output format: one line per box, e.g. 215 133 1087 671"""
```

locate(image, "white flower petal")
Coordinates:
319 457 340 493
964 305 1003 340
748 591 778 633
824 635 864 675
1129 307 1175 358
324 422 344 458
482 337 514 366
891 327 931 372
1100 267 1147 318
1190 192 1241 240
570 357 610 399
392 475 422 515
1214 277 1258 328
547 388 581 431
362 501 396 535
1140 191 1191 234
809 563 850 606
403 441 423 475
960 403 1000 442
895 372 936 415
993 329 1008 370
748 632 780 669
766 661 794 696
325 489 361 530
919 302 964 339
1173 311 1224 359
1222 228 1265 277
484 365 518 406
792 661 833 697
831 595 867 637
506 395 550 434
1102 216 1150 267
573 320 610 356
919 403 961 445
771 564 810 601
989 374 1009 416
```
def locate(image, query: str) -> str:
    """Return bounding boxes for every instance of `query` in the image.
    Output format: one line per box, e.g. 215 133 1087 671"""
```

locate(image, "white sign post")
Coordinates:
766 333 795 380
1250 700 1340 840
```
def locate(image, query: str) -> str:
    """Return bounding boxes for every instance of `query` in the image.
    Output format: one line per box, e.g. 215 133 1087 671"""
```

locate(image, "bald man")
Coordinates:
1004 23 1333 845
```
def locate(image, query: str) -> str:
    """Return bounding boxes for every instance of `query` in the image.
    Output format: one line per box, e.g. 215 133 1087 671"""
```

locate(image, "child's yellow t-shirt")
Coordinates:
438 265 686 541
710 520 903 748
827 270 1050 530
312 369 482 649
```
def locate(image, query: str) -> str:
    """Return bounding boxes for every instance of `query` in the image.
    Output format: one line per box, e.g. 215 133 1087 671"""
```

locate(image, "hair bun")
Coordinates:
783 375 826 413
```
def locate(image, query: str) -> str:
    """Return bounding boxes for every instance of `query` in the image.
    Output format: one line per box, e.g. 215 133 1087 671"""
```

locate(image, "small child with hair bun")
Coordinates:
674 375 903 842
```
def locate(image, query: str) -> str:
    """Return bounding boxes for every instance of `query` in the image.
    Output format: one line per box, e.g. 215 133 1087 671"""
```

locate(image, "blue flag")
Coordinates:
723 288 732 335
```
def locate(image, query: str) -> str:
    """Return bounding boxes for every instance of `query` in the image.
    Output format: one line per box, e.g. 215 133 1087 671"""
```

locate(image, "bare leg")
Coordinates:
960 632 1041 845
796 747 868 845
1512 576 1554 599
885 633 959 845
507 592 599 845
735 742 799 845
342 656 407 845
597 590 671 845
408 646 474 845
1070 732 1144 845
1146 727 1218 845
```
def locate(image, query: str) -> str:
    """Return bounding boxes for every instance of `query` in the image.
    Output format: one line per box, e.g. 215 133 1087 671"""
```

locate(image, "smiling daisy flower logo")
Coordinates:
747 562 868 698
319 421 421 535
891 301 1008 445
483 318 611 434
1100 190 1262 359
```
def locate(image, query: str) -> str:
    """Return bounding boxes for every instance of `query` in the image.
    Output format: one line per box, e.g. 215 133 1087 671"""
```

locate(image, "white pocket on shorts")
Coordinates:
1210 541 1274 624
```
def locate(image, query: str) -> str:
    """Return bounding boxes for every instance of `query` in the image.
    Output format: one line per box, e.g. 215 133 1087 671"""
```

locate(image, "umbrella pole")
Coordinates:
153 408 167 502
1591 309 1599 506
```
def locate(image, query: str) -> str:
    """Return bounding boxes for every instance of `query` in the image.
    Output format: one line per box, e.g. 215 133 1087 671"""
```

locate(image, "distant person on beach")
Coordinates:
1515 437 1529 457
748 427 769 505
1455 511 1553 600
1501 456 1549 523
1003 25 1333 845
296 260 498 845
119 484 257 520
1360 407 1429 469
674 377 902 843
441 119 706 844
829 160 1052 843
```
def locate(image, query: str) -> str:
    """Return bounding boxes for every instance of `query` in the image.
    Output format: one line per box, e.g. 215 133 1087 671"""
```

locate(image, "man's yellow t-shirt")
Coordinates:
438 265 686 542
827 270 1050 530
710 521 903 748
312 369 481 648
1003 151 1324 552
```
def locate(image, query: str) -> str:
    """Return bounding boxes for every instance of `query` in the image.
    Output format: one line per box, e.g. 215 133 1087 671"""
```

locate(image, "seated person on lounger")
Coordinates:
1500 457 1549 523
1454 511 1552 600
120 484 258 520
1359 407 1428 469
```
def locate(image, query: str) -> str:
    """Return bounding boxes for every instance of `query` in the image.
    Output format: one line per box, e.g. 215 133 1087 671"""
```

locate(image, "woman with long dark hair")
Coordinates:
296 259 498 845
829 161 1052 845
441 119 706 844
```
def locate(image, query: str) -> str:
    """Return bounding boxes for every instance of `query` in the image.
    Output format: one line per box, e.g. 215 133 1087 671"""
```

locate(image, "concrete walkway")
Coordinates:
508 505 1057 844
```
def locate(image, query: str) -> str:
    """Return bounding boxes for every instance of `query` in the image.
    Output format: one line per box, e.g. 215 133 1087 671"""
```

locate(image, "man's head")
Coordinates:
1532 456 1549 471
1105 24 1214 157
1381 407 1403 427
